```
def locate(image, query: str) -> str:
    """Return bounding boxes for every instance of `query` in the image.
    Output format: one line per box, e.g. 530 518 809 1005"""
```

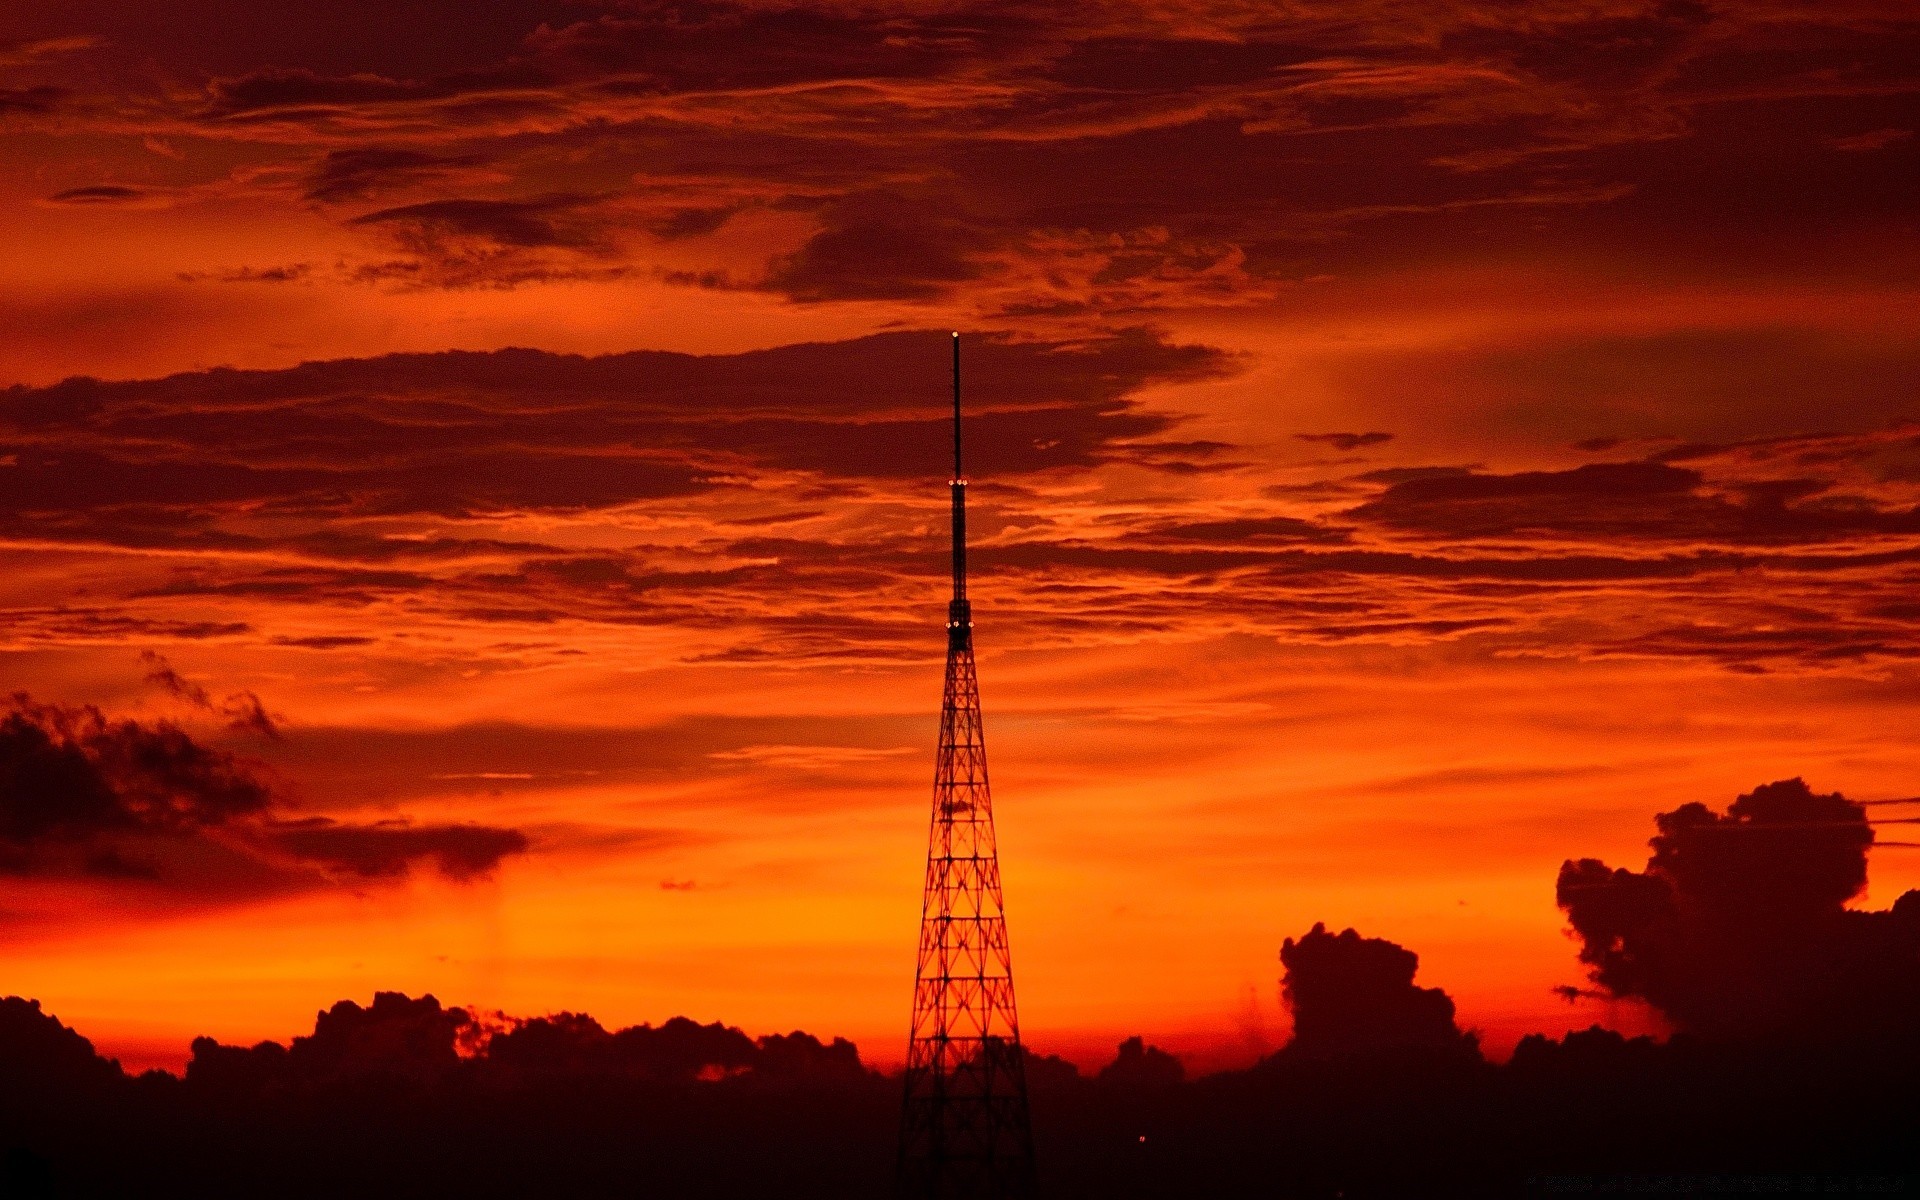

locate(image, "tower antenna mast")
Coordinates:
897 333 1038 1199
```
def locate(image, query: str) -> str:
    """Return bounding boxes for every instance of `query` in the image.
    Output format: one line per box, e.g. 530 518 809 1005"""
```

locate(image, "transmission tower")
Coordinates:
896 333 1038 1200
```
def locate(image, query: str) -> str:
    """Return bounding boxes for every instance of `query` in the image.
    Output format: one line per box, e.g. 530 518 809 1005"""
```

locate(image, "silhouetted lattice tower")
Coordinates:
897 333 1037 1199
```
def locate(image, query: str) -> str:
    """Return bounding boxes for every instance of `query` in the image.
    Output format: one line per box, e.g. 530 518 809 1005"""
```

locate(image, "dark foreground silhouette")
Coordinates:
3 779 1916 1198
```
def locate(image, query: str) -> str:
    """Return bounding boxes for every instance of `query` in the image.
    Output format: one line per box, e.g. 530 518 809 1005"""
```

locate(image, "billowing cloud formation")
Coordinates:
0 693 271 874
1556 778 1920 1039
0 694 525 894
1278 922 1476 1059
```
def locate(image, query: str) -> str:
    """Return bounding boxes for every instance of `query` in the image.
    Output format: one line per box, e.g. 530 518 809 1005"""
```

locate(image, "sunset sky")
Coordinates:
3 1 1918 1075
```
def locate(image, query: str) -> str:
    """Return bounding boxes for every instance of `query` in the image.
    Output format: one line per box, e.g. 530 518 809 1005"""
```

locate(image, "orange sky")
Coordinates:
3 0 1918 1074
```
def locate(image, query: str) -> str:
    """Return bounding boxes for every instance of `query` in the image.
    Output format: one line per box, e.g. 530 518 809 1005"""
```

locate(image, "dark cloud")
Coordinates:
1142 515 1349 545
0 694 523 896
201 67 478 118
763 194 990 303
1557 778 1920 1040
304 147 486 202
0 996 122 1098
46 185 145 204
1296 432 1392 451
347 194 620 287
1347 460 1920 545
0 330 1228 532
267 818 527 881
140 651 212 707
176 263 313 283
1094 1035 1184 1087
140 653 280 738
269 635 374 649
173 990 870 1098
0 694 271 858
0 84 65 114
350 194 603 250
1278 922 1477 1060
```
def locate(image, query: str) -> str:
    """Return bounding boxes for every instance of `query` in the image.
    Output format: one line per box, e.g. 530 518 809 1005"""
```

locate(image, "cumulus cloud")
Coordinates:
1556 778 1920 1040
1095 1035 1184 1087
1278 922 1477 1059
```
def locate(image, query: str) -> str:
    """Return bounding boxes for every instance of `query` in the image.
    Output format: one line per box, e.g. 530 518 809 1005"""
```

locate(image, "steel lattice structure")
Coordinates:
896 334 1037 1200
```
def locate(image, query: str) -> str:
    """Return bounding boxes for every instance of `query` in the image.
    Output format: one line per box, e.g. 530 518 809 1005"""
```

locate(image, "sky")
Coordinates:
2 0 1918 1074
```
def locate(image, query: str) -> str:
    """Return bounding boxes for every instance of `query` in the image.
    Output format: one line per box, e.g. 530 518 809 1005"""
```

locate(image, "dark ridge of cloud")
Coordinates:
0 610 255 645
763 194 989 303
268 634 375 649
1278 922 1477 1061
0 694 524 896
177 263 313 283
1585 622 1920 671
1296 431 1393 451
349 194 604 250
46 185 145 204
648 205 736 240
1143 515 1350 545
267 818 528 881
346 193 618 287
199 65 556 119
1557 778 1920 1040
304 147 485 202
1347 460 1920 545
0 85 66 114
134 568 439 601
1351 466 1477 486
985 536 1920 586
0 330 1230 528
